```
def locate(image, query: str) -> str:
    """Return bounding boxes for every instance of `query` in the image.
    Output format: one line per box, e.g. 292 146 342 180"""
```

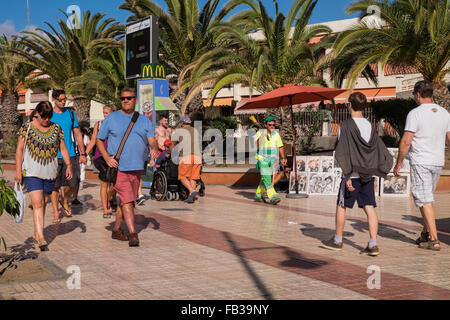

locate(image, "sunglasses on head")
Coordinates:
120 96 136 101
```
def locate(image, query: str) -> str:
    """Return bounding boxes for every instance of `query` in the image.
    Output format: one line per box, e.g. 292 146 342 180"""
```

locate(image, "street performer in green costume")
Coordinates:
254 116 287 205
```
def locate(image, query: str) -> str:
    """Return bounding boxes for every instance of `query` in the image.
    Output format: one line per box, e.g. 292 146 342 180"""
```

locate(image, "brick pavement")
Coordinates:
0 173 449 300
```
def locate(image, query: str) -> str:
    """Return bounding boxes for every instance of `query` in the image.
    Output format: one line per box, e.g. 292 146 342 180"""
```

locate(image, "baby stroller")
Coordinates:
150 158 205 201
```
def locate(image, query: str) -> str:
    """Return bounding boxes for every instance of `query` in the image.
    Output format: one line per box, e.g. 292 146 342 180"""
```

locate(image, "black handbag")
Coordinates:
105 112 140 184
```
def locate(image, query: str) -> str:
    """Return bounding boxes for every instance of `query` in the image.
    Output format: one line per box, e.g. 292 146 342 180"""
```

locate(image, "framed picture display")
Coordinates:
306 156 321 173
388 148 410 172
333 168 343 194
295 156 307 173
374 176 380 197
380 174 410 197
320 156 334 173
289 172 308 194
308 173 335 195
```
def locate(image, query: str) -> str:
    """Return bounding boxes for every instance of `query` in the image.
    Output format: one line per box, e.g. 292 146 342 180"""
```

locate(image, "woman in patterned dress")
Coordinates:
15 101 72 251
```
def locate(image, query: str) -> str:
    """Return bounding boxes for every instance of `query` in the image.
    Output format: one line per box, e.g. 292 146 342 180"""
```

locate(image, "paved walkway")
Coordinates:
0 171 449 300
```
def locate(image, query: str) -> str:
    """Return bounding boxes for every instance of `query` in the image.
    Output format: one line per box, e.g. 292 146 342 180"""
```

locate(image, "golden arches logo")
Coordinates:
155 65 165 78
141 64 166 79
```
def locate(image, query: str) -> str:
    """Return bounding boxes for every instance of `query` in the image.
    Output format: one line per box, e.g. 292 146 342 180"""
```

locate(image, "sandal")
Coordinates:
418 239 441 251
415 231 429 245
37 239 48 251
52 218 61 224
103 212 113 219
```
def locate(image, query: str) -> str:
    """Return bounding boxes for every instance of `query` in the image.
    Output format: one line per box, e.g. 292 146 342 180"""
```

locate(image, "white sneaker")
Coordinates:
136 195 146 205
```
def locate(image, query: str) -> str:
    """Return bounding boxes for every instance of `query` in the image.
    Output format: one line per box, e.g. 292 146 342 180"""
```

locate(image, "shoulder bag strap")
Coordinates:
114 112 139 162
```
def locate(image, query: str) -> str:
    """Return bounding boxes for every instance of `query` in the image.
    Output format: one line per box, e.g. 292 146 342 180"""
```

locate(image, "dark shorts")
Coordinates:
24 177 56 195
336 177 376 209
93 157 109 183
55 156 81 189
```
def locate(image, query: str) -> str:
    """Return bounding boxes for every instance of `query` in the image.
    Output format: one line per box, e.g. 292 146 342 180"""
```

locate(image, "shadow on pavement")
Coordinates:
44 220 87 245
299 223 364 251
348 218 416 245
222 232 274 300
279 248 328 269
105 214 160 234
0 238 39 276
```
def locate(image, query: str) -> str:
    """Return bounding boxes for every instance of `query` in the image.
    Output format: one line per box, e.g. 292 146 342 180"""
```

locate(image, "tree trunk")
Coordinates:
433 81 450 112
0 90 19 143
186 91 204 116
280 106 294 143
72 98 91 123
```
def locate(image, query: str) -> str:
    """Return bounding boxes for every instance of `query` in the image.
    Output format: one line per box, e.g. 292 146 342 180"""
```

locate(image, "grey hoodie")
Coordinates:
335 118 393 183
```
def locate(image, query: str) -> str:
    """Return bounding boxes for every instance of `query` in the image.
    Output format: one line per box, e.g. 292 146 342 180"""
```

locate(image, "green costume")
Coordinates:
255 118 283 203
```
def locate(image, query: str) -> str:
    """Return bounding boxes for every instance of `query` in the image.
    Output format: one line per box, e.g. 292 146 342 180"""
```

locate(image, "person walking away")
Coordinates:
15 101 72 251
85 105 117 218
254 116 287 205
323 92 393 256
50 90 87 222
96 88 158 247
171 116 202 204
394 80 450 251
72 121 90 202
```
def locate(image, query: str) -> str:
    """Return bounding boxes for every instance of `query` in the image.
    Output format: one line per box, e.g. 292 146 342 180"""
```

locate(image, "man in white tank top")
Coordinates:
394 80 450 251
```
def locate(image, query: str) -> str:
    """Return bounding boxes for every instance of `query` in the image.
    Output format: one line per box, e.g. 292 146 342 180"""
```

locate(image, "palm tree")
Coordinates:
119 0 240 115
329 0 450 110
0 35 34 144
10 11 124 122
177 0 333 140
66 47 136 110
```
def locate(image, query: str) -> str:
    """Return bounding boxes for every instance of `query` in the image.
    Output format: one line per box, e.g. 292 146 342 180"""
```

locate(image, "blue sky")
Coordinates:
0 0 358 37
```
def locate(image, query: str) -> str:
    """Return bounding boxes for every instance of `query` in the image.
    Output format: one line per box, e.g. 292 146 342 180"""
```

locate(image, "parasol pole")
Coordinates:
286 95 308 199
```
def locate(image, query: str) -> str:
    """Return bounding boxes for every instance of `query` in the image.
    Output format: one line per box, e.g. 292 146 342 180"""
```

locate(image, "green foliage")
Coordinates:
0 164 21 250
297 107 323 155
205 116 238 136
0 137 18 160
328 0 450 89
371 98 417 138
173 0 333 113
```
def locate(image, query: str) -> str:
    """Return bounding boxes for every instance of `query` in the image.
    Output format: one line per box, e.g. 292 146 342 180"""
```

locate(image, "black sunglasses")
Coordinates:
120 96 136 101
267 124 276 127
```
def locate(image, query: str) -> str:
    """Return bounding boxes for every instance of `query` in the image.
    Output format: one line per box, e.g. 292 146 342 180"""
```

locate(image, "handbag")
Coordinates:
105 112 140 184
14 182 25 223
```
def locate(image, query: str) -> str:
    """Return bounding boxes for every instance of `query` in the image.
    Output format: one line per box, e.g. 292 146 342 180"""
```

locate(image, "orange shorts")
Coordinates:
178 155 201 180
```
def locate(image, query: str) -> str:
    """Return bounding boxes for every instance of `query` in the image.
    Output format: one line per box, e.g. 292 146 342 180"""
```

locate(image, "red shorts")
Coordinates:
114 170 142 205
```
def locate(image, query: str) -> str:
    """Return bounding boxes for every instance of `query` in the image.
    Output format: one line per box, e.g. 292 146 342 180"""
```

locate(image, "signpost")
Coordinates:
125 16 159 80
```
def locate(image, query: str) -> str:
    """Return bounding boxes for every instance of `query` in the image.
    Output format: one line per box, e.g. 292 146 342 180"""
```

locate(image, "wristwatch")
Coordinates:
81 153 87 157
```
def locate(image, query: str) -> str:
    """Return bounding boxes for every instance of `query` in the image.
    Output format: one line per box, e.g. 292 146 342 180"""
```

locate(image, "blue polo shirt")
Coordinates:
97 110 154 172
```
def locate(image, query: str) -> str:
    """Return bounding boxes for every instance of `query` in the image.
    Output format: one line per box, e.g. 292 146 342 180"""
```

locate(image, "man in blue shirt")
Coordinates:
50 90 87 223
97 88 158 247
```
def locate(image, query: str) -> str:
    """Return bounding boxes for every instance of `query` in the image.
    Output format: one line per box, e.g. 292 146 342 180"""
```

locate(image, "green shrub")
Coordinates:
204 116 239 137
371 98 417 138
0 164 21 250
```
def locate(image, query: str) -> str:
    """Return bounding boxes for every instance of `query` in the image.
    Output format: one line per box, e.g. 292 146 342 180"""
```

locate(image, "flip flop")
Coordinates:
52 218 61 224
103 212 113 219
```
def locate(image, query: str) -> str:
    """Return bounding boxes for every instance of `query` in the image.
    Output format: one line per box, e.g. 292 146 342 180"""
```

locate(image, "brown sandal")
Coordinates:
418 239 440 251
415 231 429 245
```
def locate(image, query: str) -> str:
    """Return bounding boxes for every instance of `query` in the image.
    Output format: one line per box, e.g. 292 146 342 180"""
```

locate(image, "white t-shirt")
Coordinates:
404 103 450 166
338 117 372 179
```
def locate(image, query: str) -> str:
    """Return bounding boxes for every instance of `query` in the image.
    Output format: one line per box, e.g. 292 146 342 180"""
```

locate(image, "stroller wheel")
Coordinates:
174 192 180 201
166 192 173 201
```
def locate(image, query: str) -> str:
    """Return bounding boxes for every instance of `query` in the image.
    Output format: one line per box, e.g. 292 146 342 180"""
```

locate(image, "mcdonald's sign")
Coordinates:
141 63 166 79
